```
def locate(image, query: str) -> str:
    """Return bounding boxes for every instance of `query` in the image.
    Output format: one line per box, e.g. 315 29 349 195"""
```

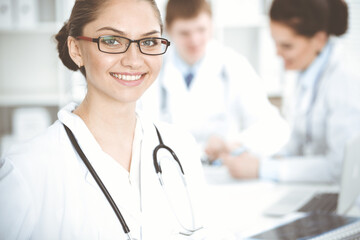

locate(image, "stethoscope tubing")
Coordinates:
63 123 201 239
303 43 333 144
152 125 203 235
153 125 184 175
63 124 132 239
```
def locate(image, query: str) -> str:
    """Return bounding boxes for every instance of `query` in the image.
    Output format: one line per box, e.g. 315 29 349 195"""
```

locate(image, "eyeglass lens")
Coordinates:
99 36 168 55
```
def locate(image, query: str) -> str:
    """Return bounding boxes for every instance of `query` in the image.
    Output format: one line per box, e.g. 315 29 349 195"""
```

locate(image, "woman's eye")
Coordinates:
142 39 157 47
102 37 120 46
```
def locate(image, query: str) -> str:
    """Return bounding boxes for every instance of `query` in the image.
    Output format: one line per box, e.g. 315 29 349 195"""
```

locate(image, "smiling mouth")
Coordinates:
110 73 143 81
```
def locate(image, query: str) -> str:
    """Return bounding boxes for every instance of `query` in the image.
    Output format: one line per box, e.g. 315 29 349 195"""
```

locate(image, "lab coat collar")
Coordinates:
173 50 203 78
136 110 159 189
164 40 224 92
58 102 102 154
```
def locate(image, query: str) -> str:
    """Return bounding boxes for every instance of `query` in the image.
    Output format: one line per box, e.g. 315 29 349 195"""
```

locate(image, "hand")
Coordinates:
204 135 229 162
221 152 259 179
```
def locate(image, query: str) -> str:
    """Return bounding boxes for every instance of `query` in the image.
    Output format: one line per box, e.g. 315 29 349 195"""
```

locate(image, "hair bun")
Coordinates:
55 22 79 71
328 0 348 36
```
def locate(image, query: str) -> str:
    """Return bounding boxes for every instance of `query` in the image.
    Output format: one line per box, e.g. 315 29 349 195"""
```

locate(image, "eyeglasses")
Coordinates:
76 35 171 55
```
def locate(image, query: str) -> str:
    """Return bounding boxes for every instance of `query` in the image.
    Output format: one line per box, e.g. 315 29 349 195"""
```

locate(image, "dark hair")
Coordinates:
55 0 163 77
165 0 212 28
270 0 348 37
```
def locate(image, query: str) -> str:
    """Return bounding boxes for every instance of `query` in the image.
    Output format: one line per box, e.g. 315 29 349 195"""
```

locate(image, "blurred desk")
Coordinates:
202 165 360 239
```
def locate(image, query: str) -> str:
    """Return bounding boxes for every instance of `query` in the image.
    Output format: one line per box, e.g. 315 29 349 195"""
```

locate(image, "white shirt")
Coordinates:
0 103 207 240
139 40 290 157
260 38 360 183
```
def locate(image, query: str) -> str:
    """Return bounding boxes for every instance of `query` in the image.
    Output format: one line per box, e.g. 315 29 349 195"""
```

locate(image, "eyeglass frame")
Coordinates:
76 35 171 56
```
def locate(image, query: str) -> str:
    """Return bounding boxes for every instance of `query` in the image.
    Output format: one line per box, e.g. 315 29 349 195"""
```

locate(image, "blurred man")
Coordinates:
139 0 289 170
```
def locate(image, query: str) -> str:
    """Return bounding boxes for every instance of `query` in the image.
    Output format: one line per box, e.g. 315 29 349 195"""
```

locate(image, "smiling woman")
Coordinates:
0 0 207 239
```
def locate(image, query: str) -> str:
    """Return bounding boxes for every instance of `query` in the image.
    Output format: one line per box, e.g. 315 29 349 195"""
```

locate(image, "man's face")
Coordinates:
167 12 212 65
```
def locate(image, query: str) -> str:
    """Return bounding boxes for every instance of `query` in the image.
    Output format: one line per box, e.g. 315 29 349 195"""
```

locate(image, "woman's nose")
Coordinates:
121 43 143 68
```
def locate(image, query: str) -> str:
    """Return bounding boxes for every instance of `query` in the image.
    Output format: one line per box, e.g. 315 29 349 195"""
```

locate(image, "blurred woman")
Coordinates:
221 0 360 183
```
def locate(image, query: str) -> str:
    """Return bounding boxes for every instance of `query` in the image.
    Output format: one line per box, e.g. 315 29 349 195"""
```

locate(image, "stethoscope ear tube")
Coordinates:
63 124 132 238
153 145 163 174
153 126 185 175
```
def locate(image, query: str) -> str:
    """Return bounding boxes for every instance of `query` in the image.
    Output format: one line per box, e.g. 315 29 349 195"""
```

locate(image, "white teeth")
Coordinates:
111 73 142 81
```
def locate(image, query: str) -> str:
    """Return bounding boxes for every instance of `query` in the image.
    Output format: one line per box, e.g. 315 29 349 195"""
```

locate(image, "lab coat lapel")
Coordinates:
59 107 104 191
193 41 223 91
83 150 143 229
162 61 194 127
161 48 223 126
191 46 224 101
60 107 142 223
162 59 189 94
184 44 227 132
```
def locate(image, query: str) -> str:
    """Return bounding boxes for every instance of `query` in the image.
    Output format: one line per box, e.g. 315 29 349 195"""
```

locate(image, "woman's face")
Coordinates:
270 21 321 71
74 0 163 105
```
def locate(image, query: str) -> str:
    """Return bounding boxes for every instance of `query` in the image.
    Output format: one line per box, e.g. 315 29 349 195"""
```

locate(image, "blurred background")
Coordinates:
0 0 359 156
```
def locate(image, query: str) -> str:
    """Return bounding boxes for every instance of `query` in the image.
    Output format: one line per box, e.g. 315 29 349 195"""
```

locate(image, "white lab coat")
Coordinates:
262 38 360 183
139 40 290 156
0 103 207 240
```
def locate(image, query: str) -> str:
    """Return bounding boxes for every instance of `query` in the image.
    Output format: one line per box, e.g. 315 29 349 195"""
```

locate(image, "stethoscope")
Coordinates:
297 43 333 147
63 124 202 240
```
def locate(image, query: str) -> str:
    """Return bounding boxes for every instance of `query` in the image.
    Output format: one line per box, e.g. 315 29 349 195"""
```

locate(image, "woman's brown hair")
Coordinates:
270 0 348 38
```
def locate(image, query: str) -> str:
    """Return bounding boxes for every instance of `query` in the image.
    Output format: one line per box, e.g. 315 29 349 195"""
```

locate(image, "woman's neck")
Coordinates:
73 95 137 171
